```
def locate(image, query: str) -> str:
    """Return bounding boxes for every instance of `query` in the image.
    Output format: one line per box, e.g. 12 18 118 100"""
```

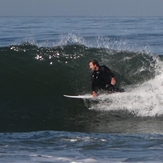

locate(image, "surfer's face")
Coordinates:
89 62 97 71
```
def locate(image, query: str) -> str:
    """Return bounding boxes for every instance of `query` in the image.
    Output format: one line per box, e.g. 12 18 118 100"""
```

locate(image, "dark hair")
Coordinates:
89 59 100 67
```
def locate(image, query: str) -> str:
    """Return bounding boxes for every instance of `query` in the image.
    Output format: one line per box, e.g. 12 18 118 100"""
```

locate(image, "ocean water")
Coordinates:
0 16 163 162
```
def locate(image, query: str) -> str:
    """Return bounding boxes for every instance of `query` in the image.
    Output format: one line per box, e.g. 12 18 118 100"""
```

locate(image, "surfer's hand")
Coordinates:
111 77 116 85
92 91 97 98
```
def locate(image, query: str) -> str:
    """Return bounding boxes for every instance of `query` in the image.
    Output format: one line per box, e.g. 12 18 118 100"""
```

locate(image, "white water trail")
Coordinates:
90 58 163 117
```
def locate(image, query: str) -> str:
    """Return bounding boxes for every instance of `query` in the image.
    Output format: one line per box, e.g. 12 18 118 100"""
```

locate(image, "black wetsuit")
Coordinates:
91 65 123 93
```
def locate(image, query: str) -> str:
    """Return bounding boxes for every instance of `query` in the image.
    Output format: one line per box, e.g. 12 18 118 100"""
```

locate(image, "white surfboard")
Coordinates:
63 94 110 100
63 94 93 99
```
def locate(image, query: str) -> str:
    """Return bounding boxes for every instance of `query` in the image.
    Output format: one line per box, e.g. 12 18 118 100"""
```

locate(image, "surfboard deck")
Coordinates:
63 94 93 99
63 94 111 100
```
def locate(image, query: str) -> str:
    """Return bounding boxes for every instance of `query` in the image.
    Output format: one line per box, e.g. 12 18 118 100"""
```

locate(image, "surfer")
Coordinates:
89 59 124 98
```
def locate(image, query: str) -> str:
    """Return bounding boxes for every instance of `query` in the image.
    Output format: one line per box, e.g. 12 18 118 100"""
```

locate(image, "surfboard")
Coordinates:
63 94 110 100
63 94 93 99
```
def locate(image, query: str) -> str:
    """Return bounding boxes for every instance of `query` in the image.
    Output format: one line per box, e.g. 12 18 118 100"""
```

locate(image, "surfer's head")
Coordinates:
89 59 100 71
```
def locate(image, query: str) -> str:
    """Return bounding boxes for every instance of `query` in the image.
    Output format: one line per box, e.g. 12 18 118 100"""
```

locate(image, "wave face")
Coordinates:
0 42 163 132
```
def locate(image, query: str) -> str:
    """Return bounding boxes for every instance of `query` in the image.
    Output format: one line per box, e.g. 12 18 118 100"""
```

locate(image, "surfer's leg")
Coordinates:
105 85 115 92
105 85 125 93
114 86 125 92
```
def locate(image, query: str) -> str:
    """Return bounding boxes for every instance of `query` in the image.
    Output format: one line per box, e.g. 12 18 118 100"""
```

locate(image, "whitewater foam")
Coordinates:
90 71 163 117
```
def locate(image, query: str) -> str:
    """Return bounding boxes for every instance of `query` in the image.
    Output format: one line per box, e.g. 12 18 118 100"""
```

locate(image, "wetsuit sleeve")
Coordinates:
103 65 115 78
91 73 97 92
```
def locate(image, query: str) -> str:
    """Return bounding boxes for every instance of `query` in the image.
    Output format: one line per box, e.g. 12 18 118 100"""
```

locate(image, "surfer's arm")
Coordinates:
91 82 98 98
91 73 98 97
104 66 116 85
